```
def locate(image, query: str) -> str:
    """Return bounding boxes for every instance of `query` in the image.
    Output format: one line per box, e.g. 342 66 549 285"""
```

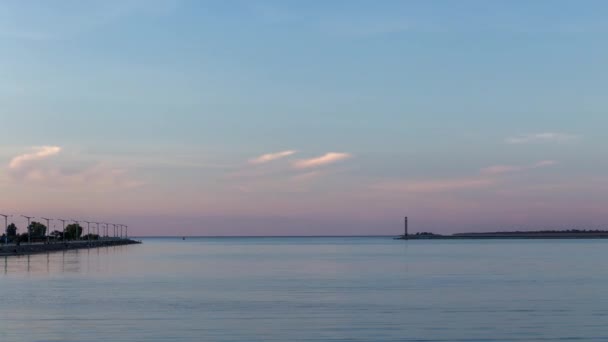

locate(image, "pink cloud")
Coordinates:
9 146 61 169
293 152 351 169
6 146 142 190
249 150 296 164
480 160 557 175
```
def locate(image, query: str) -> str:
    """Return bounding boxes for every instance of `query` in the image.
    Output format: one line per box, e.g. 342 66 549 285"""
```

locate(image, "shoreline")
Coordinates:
0 239 142 257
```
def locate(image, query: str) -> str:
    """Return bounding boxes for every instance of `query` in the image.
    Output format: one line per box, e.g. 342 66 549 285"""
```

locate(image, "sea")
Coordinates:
1 237 608 342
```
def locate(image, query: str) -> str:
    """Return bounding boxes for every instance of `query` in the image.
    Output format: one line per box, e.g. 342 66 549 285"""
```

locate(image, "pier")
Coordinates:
0 238 141 257
0 214 140 256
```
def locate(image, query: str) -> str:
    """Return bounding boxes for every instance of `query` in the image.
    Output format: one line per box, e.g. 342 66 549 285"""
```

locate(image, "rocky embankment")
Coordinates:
0 239 141 257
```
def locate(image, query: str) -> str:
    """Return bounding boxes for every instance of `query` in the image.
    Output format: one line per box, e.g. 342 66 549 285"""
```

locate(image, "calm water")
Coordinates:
2 237 608 341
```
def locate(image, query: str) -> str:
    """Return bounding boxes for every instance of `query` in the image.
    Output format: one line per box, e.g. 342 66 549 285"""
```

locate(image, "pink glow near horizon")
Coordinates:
1 143 606 236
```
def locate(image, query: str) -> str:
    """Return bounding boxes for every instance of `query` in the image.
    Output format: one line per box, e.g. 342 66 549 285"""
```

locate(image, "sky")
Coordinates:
1 0 607 236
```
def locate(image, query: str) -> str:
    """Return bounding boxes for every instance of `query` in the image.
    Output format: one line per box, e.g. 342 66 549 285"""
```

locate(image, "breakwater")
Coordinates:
0 239 141 257
396 232 608 240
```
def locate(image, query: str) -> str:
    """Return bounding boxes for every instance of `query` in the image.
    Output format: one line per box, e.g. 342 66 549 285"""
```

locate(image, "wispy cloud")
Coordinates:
505 132 578 144
373 178 495 194
249 150 296 164
373 159 557 195
293 152 352 169
481 160 557 175
6 146 141 190
9 146 62 169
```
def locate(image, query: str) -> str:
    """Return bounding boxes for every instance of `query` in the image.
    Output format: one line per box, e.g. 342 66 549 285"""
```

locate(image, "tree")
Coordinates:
18 232 29 243
82 233 99 240
28 221 47 238
6 223 17 237
65 223 83 240
50 230 63 240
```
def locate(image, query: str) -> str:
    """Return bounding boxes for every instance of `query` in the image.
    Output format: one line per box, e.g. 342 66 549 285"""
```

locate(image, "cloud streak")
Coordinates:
6 146 142 190
293 152 351 169
9 146 62 169
373 160 557 195
249 150 296 164
481 160 557 175
373 178 495 194
506 132 577 144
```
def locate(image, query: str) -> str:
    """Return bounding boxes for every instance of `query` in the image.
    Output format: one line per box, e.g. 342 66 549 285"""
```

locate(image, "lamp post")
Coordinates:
41 217 52 243
57 219 67 242
93 222 100 240
72 220 80 241
0 214 9 245
84 221 92 244
21 215 34 244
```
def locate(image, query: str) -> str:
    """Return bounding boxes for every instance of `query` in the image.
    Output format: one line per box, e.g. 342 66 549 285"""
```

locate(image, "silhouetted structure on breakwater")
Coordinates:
395 217 608 240
396 229 608 240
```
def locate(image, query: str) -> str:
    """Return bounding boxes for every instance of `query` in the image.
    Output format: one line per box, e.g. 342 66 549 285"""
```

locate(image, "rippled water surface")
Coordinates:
2 237 608 341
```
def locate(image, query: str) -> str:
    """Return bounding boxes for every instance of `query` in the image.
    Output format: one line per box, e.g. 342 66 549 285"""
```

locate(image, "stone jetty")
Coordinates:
0 239 141 257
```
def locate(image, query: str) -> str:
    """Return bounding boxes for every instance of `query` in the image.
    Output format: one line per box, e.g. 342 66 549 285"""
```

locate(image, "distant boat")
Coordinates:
182 236 186 240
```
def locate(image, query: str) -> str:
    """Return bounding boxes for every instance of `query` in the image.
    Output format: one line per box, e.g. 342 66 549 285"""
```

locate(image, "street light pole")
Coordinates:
72 220 80 241
57 219 67 242
0 214 9 245
40 217 52 243
84 221 92 244
93 222 99 239
21 215 34 244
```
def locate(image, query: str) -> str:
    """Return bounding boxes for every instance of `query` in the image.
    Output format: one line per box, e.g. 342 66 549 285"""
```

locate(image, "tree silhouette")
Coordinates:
65 223 83 240
28 221 47 237
6 223 17 237
50 230 63 240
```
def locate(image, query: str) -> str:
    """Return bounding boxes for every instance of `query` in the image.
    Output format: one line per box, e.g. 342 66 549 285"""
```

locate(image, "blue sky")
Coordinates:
1 1 607 235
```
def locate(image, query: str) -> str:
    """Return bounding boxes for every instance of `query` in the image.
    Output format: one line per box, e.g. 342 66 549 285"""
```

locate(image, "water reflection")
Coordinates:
2 245 133 276
2 238 608 342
